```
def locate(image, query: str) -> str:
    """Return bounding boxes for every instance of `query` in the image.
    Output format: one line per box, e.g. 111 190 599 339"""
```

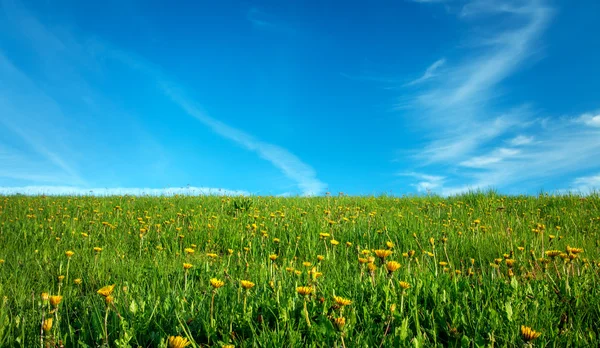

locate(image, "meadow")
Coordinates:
0 192 599 347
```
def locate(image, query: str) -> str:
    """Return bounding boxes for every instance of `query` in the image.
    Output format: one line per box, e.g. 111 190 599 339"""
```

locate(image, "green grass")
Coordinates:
0 192 599 347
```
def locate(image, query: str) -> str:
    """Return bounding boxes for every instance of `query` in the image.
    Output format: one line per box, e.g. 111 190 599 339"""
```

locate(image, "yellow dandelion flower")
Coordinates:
358 257 369 264
41 293 49 301
183 263 193 270
210 278 225 289
206 253 218 258
330 239 340 246
505 259 516 268
303 262 312 267
42 318 53 332
49 295 62 308
399 281 411 290
386 261 401 273
269 254 278 261
374 249 392 259
184 248 195 255
105 295 114 305
74 278 82 285
334 317 346 331
273 238 280 243
367 263 377 273
386 241 394 249
296 286 313 296
65 250 75 258
567 246 584 254
317 255 325 261
438 261 448 267
240 280 255 290
521 325 541 342
361 250 371 255
93 247 103 253
58 275 65 282
545 250 561 258
168 335 191 348
227 249 234 255
346 241 352 247
97 284 115 297
333 296 352 306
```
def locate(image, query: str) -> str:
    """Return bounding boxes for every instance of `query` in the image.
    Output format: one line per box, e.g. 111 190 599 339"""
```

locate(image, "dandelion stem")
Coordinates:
303 298 311 327
103 306 110 346
210 292 216 327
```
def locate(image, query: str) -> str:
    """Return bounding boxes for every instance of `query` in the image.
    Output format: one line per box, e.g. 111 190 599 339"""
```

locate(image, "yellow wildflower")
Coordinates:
210 278 225 289
97 284 115 297
333 296 352 306
296 286 313 296
240 280 255 290
42 318 53 332
334 317 346 331
168 335 191 348
521 326 541 342
49 295 62 308
386 261 401 273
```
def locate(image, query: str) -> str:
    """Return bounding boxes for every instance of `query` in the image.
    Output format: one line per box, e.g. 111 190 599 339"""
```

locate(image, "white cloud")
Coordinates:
0 186 249 196
396 0 598 195
508 135 534 146
578 112 600 127
405 58 446 86
399 172 446 193
571 174 600 193
460 147 520 168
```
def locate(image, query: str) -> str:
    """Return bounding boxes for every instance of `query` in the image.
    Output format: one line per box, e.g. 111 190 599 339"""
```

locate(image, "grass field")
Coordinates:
0 192 599 347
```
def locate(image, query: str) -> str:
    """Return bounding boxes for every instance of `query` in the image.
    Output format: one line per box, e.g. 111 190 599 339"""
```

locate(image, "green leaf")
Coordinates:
129 298 138 314
400 317 410 340
505 301 513 322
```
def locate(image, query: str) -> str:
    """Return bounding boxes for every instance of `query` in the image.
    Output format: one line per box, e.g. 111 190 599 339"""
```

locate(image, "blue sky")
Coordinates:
1 0 599 196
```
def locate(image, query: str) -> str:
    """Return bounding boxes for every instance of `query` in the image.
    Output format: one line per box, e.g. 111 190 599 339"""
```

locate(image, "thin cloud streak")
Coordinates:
404 58 446 86
107 49 326 196
161 85 326 196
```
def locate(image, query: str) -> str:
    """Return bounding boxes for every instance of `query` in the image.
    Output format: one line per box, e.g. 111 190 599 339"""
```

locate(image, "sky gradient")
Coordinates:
1 0 599 196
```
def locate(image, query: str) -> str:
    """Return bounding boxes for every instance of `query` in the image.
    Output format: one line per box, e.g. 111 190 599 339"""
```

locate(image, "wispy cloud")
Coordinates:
578 112 600 128
395 0 599 195
0 50 85 185
160 85 327 196
404 59 446 86
459 147 520 168
0 186 249 196
399 172 446 193
571 173 600 194
104 48 326 196
508 135 534 146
